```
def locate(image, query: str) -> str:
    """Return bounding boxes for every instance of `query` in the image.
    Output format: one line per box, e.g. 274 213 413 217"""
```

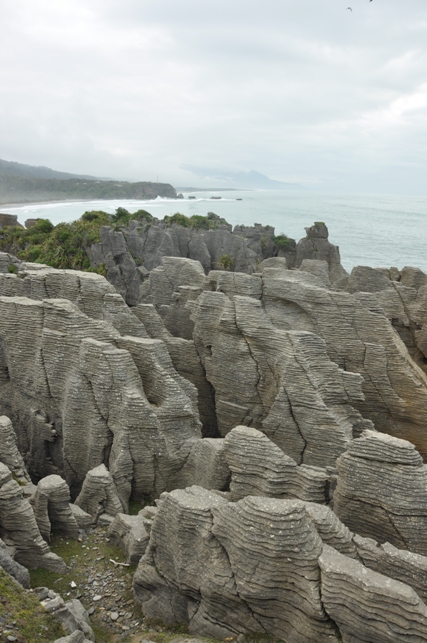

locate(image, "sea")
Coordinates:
2 190 427 273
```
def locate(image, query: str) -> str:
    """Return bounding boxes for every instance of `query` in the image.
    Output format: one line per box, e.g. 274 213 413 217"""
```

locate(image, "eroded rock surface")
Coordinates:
334 430 427 554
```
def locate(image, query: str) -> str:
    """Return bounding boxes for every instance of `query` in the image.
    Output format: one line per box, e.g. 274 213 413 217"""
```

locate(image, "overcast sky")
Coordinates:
1 0 427 193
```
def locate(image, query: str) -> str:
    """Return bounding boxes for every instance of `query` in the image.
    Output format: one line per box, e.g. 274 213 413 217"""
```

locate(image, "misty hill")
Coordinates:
0 158 104 181
181 165 300 189
0 158 176 204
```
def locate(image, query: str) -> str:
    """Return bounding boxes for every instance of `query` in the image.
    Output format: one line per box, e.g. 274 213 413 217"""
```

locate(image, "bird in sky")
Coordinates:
347 7 353 10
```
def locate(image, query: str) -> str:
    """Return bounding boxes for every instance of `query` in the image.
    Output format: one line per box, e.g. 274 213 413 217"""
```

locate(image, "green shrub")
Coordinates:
7 263 17 274
217 253 234 270
273 234 295 251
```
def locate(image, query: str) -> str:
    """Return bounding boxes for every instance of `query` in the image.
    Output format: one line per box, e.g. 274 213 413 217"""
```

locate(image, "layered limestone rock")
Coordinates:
180 437 230 491
32 475 79 541
319 544 427 643
344 264 427 375
355 535 427 604
0 463 66 571
135 487 340 642
261 267 427 458
0 415 30 482
0 295 202 503
295 222 348 284
223 426 329 503
133 303 218 437
74 465 126 523
191 288 370 467
333 431 427 554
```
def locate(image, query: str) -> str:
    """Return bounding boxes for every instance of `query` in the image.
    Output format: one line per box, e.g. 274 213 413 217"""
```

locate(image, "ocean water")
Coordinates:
2 190 427 272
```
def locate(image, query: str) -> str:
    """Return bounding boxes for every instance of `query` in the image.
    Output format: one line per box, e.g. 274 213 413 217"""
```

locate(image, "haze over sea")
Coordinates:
3 191 427 273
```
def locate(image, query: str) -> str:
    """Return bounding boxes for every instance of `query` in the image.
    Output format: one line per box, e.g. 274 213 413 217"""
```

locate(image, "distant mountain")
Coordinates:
0 158 105 181
0 158 176 204
181 165 300 190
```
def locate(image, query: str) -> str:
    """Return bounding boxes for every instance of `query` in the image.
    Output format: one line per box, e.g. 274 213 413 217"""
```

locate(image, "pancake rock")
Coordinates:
134 486 340 643
319 544 427 643
0 463 66 571
0 415 30 482
295 222 348 284
74 464 126 522
32 474 79 541
355 535 427 604
0 295 201 503
333 431 427 554
191 288 370 467
261 267 427 458
223 426 329 503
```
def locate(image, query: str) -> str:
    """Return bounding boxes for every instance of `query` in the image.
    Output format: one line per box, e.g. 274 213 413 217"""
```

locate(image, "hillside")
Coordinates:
0 158 177 204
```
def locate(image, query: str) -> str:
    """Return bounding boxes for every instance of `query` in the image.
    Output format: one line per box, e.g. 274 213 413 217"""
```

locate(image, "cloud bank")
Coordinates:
1 0 427 193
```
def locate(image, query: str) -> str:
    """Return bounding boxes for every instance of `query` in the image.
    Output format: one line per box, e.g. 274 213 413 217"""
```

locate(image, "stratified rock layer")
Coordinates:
319 544 427 643
135 486 340 643
333 430 427 554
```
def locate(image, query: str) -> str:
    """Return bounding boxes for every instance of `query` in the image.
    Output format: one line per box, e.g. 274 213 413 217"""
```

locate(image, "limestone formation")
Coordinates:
223 426 329 503
295 222 348 283
135 486 340 642
191 288 370 467
319 544 427 643
355 535 427 604
53 632 93 643
181 437 230 491
0 294 202 503
74 465 125 523
107 513 150 564
32 474 79 541
0 463 67 571
333 431 427 554
0 415 30 482
261 267 427 458
0 538 30 587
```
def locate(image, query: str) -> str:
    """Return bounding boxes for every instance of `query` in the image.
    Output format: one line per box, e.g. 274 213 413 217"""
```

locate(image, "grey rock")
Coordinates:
0 415 30 481
42 592 94 641
69 504 92 531
261 267 427 459
191 289 369 467
0 463 67 571
181 438 230 491
53 632 92 643
107 513 150 565
224 426 328 503
0 294 202 503
135 487 340 642
334 431 427 554
0 538 31 587
355 535 427 603
75 465 124 523
33 475 79 541
295 222 348 284
319 544 427 643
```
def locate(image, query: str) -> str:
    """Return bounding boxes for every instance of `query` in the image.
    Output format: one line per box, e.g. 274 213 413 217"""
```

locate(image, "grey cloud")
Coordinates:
1 0 427 192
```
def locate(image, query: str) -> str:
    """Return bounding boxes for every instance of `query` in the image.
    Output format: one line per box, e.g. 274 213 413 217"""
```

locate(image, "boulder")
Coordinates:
107 513 150 565
0 463 67 571
74 464 124 523
0 538 31 587
41 591 94 641
333 431 427 554
224 426 328 503
319 544 427 643
32 475 79 541
135 487 340 642
0 415 30 482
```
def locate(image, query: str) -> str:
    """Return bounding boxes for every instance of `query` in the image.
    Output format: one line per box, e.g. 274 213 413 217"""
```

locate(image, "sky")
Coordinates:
1 0 427 193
